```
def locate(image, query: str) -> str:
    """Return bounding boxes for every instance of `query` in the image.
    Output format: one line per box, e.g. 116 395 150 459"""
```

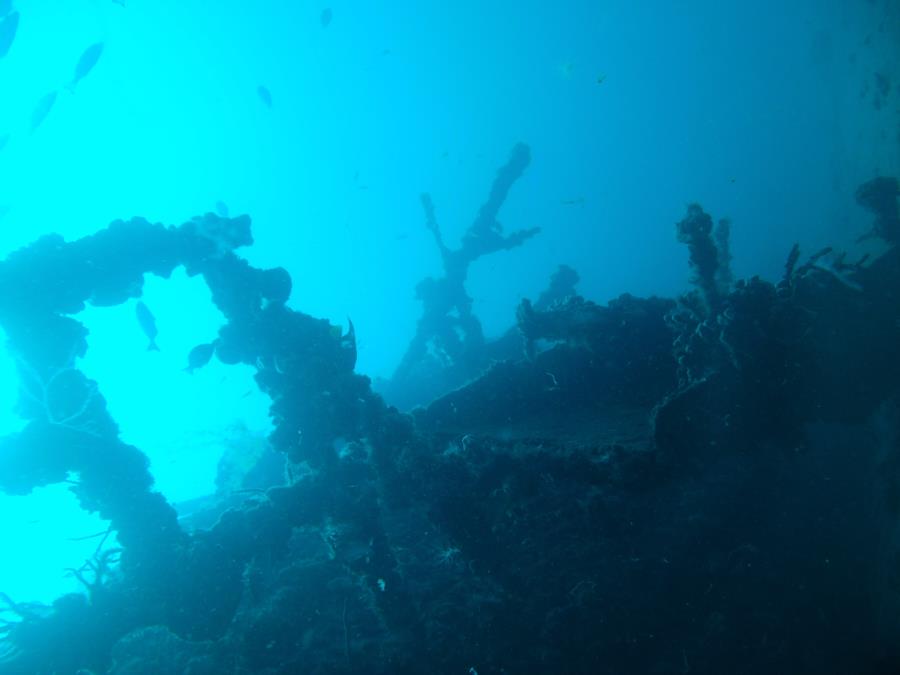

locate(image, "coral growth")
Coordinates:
675 203 728 314
0 177 900 674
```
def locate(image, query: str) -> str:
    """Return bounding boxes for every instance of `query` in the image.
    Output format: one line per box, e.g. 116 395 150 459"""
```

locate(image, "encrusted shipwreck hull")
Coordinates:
0 184 899 673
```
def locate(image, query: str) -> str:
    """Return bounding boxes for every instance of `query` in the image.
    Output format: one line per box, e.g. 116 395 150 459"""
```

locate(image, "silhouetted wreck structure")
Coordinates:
0 172 899 673
378 143 539 410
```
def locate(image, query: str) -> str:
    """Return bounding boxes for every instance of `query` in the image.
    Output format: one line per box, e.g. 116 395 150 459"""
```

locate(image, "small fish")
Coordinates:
320 8 332 27
0 11 19 59
67 42 104 92
30 90 58 134
596 74 606 85
257 85 272 108
135 301 160 351
184 342 216 373
560 197 584 206
0 205 10 220
0 0 12 18
112 0 125 6
0 132 9 152
215 200 229 217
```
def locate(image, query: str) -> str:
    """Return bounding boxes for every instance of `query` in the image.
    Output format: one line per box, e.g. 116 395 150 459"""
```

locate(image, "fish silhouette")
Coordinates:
257 85 272 108
135 301 160 351
30 91 58 134
0 11 18 59
184 342 216 373
67 42 104 92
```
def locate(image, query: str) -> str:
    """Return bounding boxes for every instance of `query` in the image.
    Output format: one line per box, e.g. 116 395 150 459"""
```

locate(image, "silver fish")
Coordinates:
320 8 332 27
68 42 104 91
135 301 160 351
215 200 229 218
30 90 58 134
0 11 18 59
0 132 9 152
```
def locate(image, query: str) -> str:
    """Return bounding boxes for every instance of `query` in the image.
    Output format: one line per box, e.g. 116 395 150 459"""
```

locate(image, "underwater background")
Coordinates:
0 0 899 673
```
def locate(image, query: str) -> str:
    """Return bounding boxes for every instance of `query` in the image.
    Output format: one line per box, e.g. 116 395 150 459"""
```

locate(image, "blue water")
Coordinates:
0 1 898 672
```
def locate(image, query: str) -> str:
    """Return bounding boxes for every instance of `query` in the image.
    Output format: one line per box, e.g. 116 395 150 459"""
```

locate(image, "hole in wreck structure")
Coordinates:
0 265 281 618
74 269 275 509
